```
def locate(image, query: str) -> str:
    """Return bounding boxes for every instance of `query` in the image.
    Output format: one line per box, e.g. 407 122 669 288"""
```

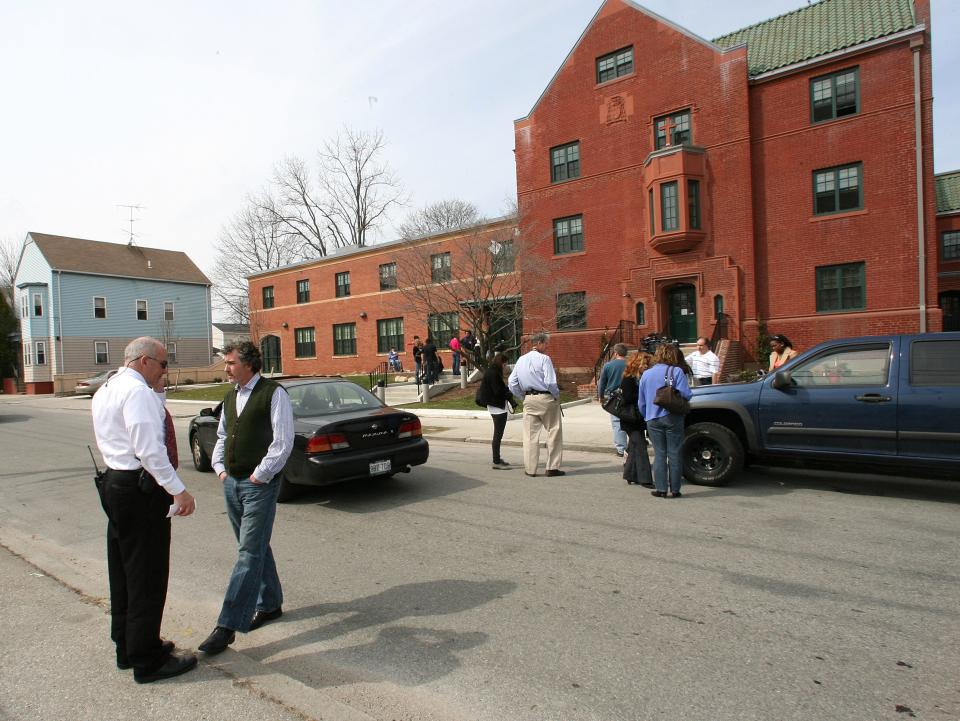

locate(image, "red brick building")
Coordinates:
250 0 954 375
516 0 943 369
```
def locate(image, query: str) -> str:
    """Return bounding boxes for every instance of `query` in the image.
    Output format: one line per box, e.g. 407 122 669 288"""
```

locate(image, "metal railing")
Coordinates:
367 361 389 392
710 312 730 349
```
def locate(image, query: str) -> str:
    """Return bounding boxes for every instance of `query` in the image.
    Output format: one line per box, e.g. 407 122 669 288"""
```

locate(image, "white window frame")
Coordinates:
136 299 148 321
32 292 43 317
94 341 109 364
35 341 46 365
24 344 32 366
166 342 177 365
21 294 28 319
164 301 175 321
93 296 107 319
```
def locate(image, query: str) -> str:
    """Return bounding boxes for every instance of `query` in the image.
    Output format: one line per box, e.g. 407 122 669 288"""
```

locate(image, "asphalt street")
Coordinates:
1 394 958 721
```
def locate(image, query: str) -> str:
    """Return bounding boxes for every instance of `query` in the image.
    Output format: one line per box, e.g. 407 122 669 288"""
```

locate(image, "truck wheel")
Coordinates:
276 474 300 503
682 422 744 486
191 432 211 472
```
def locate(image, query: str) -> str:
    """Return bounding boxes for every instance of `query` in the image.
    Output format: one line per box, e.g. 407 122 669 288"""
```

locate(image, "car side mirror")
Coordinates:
200 407 214 417
771 371 793 390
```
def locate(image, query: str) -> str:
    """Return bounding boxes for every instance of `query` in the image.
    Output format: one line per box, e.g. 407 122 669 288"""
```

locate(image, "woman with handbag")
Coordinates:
619 352 654 487
477 353 513 469
638 343 692 498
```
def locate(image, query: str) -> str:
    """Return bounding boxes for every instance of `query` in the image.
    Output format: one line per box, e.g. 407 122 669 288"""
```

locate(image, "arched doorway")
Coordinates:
666 284 697 343
941 291 960 332
260 335 282 374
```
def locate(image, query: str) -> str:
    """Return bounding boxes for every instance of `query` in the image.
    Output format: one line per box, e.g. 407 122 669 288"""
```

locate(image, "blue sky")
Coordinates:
2 0 957 276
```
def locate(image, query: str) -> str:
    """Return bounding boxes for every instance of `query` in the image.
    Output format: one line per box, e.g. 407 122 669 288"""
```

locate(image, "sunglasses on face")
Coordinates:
144 356 168 369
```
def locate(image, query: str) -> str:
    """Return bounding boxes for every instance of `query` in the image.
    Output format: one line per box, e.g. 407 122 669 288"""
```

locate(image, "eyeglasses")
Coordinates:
144 356 168 369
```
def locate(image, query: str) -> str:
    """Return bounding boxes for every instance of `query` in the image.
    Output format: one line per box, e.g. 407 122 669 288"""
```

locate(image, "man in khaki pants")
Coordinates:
508 332 564 477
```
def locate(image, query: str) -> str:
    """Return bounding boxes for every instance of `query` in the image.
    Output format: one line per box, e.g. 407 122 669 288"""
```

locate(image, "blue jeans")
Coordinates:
647 414 685 494
218 475 283 631
452 351 461 375
609 413 628 454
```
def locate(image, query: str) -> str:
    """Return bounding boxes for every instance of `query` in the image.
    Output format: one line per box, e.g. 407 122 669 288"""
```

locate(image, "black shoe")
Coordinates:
545 469 565 477
640 482 655 489
249 607 283 631
650 491 666 498
198 626 235 655
524 472 537 477
118 640 175 670
670 492 683 498
133 653 197 684
492 460 511 469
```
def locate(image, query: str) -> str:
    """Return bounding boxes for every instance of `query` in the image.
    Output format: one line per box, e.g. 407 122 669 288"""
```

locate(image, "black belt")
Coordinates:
525 389 549 395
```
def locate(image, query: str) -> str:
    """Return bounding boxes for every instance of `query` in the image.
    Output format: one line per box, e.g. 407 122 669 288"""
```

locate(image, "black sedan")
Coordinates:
188 378 429 501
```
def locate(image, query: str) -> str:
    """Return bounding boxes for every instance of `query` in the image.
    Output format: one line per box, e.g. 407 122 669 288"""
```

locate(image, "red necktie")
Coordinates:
163 408 179 469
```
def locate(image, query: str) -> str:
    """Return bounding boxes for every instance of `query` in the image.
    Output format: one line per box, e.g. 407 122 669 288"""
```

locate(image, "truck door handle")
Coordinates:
855 393 891 403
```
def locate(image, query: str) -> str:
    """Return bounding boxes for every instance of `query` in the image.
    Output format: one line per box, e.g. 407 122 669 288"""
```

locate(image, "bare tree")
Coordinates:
260 127 405 257
209 196 315 323
398 199 481 239
0 236 24 306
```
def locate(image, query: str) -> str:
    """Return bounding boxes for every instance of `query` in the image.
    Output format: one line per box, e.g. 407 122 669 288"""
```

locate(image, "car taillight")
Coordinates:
305 432 350 454
398 419 422 439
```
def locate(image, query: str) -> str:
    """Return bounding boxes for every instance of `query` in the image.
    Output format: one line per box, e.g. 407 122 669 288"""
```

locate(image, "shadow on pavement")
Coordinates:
242 578 515 690
0 414 31 423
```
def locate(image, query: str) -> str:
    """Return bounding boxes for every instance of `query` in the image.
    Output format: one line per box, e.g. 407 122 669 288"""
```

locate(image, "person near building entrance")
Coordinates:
620 351 655 487
199 341 294 656
639 343 692 498
508 332 564 477
477 352 513 469
460 330 477 372
685 337 721 386
422 337 439 383
412 336 423 382
449 334 462 375
598 343 629 455
768 334 798 372
91 336 197 684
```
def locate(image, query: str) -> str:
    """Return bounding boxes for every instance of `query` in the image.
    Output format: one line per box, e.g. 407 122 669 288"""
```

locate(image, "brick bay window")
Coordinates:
335 271 351 298
295 327 316 358
655 110 691 149
660 182 679 232
553 215 584 255
814 163 862 215
816 262 866 313
333 323 356 356
811 67 859 123
377 317 404 354
296 279 310 303
596 46 633 84
551 141 580 182
557 291 587 330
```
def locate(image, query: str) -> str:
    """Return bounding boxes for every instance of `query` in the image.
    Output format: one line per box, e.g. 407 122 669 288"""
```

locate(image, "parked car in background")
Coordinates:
74 369 119 395
682 333 960 485
188 377 429 501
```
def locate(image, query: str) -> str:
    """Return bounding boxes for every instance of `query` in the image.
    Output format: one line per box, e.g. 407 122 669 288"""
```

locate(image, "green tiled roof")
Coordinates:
712 0 917 77
936 172 960 214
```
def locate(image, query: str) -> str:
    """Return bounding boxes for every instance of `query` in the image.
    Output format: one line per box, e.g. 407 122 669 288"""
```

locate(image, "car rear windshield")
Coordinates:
287 381 383 417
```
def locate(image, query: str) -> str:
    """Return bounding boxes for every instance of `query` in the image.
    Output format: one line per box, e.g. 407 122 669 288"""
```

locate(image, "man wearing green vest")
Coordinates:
199 341 294 655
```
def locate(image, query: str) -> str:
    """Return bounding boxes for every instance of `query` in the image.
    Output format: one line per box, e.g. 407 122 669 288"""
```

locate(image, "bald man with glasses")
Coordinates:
92 336 197 683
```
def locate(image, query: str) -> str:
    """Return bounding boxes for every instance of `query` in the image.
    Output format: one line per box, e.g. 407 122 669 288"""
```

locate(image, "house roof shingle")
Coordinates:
712 0 918 77
28 233 210 285
936 172 960 214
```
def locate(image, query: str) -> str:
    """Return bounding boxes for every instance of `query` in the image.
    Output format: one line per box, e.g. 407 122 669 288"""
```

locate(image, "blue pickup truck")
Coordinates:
682 333 960 485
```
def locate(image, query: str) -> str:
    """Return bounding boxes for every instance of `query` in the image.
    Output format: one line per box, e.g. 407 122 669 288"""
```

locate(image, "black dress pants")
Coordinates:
97 470 171 671
491 412 508 462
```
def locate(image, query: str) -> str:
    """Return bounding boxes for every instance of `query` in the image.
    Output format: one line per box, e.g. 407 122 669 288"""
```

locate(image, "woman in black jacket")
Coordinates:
620 352 654 487
477 353 512 469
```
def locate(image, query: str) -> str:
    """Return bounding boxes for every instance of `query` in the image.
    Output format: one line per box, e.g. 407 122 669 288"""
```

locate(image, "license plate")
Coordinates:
369 460 391 475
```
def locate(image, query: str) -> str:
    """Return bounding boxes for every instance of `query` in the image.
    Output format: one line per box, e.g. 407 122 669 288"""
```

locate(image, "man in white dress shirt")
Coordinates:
508 332 564 477
685 337 721 386
198 341 294 655
92 336 197 684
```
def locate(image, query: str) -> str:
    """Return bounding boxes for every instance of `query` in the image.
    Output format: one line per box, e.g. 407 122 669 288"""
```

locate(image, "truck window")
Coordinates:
790 345 890 387
910 340 960 386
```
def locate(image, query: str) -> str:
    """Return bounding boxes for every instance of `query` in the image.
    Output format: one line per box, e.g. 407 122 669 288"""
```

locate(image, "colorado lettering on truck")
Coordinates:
681 333 960 486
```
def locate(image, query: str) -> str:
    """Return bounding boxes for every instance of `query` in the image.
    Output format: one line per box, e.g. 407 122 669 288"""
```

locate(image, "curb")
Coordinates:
423 433 618 455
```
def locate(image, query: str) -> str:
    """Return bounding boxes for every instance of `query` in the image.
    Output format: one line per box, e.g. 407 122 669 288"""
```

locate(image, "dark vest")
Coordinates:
223 377 281 478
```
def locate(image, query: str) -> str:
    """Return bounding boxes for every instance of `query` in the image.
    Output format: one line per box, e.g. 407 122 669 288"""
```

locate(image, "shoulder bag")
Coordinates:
654 368 690 415
602 388 640 424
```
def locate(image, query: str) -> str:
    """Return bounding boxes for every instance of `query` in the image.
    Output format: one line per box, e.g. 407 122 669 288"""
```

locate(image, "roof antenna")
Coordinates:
116 204 146 245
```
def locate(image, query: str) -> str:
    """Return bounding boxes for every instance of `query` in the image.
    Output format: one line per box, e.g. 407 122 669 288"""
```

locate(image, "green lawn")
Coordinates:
166 383 232 402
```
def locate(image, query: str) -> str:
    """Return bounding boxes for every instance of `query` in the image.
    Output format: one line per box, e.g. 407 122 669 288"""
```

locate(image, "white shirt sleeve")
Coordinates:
211 407 228 476
124 386 185 495
251 387 295 483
